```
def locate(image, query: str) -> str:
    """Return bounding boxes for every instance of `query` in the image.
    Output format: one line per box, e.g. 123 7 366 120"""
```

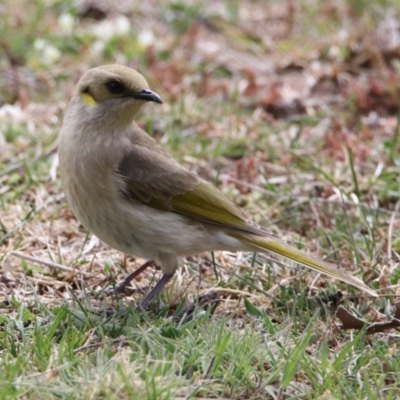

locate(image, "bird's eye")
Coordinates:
107 81 124 94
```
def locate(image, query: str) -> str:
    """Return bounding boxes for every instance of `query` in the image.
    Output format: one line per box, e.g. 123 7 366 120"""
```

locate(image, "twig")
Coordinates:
11 251 93 277
337 304 400 334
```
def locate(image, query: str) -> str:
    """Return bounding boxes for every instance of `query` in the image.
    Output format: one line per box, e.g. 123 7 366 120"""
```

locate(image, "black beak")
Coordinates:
130 89 162 104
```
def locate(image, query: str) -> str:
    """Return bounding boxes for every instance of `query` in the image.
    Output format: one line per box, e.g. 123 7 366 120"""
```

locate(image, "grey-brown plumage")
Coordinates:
58 64 376 309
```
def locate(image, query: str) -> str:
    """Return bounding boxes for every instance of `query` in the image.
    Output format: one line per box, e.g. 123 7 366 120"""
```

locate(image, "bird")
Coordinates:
58 64 376 309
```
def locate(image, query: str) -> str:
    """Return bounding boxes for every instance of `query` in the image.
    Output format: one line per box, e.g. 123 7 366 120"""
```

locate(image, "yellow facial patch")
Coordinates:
81 92 97 107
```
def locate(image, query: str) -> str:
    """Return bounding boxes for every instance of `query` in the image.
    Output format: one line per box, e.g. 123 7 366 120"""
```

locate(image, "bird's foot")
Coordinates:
104 260 155 296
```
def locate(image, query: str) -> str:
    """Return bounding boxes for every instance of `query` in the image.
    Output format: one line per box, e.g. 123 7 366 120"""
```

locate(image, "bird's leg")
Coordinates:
136 273 174 310
112 260 155 295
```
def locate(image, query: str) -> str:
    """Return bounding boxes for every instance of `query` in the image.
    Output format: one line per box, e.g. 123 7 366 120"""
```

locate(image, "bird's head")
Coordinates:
75 64 162 126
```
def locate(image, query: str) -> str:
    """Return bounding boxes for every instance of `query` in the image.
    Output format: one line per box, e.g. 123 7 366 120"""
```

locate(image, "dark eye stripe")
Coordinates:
107 81 124 94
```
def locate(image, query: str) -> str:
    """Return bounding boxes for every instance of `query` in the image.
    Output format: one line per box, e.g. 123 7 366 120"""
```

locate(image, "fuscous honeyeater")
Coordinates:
58 64 376 308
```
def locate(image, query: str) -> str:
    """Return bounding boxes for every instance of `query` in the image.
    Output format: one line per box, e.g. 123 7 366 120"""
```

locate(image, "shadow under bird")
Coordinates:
58 64 376 309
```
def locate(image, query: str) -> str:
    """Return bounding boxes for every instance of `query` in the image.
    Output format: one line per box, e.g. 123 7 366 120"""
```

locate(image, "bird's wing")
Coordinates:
117 145 377 297
117 145 250 228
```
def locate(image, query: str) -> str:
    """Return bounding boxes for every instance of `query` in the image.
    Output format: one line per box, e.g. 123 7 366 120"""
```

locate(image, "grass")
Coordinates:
1 0 400 398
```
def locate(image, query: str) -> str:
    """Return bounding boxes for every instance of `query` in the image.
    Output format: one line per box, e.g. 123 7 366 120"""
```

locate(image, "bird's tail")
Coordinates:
231 232 377 297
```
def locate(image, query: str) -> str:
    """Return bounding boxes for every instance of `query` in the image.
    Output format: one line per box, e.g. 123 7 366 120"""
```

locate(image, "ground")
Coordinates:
1 0 400 398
